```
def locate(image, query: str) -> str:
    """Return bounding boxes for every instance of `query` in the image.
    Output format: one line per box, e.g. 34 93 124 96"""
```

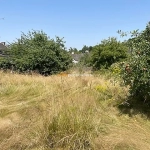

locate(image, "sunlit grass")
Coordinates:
0 71 150 149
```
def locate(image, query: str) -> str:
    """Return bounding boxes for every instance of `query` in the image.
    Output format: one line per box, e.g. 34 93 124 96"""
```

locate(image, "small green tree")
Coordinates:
90 37 128 70
0 30 72 75
120 22 150 101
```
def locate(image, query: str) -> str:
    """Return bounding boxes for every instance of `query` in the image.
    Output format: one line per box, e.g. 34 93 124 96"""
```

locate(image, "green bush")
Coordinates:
120 22 150 101
90 37 128 70
0 30 72 75
110 62 122 76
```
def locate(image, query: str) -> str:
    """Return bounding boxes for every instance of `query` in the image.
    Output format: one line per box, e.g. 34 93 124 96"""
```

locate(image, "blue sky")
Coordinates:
0 0 150 49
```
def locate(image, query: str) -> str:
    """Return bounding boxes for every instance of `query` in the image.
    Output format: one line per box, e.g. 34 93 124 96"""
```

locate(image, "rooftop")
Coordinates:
0 42 7 50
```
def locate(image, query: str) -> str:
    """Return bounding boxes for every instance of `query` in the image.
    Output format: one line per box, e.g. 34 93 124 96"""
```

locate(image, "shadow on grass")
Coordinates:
118 96 150 118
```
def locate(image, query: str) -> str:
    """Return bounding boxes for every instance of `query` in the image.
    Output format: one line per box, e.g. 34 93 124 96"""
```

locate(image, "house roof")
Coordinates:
0 43 7 50
0 43 7 57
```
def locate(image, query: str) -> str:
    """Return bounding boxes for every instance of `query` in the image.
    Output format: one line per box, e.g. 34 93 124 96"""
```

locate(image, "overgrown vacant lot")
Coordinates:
1 71 150 150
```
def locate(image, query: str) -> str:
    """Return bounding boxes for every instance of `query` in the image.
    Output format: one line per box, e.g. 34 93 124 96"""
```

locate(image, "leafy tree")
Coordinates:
120 22 150 102
88 46 93 52
79 45 88 53
68 47 79 54
90 37 128 70
79 45 93 53
141 21 150 41
0 30 72 75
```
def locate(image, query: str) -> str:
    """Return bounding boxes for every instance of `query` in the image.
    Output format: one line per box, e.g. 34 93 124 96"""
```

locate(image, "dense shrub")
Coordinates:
120 22 150 101
0 30 72 75
90 37 128 70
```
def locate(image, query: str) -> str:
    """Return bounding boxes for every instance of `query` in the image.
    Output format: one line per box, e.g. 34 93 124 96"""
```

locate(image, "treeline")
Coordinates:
0 30 128 75
0 22 149 79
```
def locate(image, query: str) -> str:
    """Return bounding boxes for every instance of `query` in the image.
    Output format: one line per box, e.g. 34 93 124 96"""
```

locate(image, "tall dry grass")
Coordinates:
0 71 150 149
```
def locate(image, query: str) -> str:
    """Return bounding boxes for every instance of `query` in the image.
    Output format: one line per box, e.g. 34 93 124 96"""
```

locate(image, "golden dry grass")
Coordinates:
0 71 150 149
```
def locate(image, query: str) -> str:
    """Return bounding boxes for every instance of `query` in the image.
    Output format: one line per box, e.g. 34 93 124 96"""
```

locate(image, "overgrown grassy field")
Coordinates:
0 71 150 150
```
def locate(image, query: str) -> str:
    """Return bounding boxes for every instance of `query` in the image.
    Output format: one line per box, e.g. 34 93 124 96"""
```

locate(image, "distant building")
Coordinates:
0 42 7 57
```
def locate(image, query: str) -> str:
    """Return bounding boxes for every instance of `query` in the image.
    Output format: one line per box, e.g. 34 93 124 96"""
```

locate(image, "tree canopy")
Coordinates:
120 22 150 102
90 37 128 70
0 30 72 75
